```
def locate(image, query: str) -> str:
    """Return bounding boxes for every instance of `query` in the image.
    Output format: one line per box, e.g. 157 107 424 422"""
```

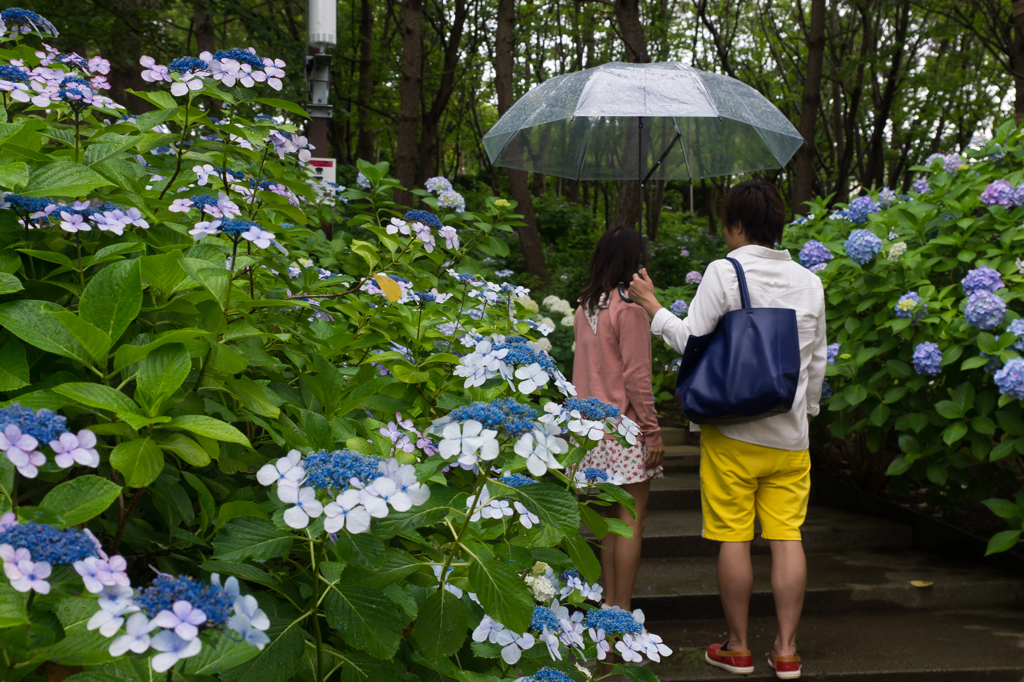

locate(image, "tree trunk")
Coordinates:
496 0 546 278
704 179 719 234
864 2 910 189
833 9 872 203
791 0 826 216
531 173 547 197
394 0 422 207
418 0 468 183
611 0 648 231
194 4 215 55
1014 0 1024 122
648 180 665 240
355 0 376 163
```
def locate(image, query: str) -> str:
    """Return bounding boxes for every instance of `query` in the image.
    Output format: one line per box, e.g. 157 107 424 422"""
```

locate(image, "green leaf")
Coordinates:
182 629 258 676
934 400 964 419
50 312 112 364
20 161 111 197
981 498 1022 519
113 328 210 372
83 135 142 166
985 530 1022 555
79 260 142 344
109 437 164 487
213 517 293 561
507 483 580 533
886 456 912 476
324 584 403 659
0 272 22 295
39 475 121 527
136 343 190 414
183 471 215 531
135 106 179 132
216 500 269 530
564 532 601 584
0 300 90 364
36 597 118 665
229 376 281 418
140 251 186 298
466 542 535 633
167 414 251 446
0 583 27 628
391 364 430 383
991 439 1018 462
413 589 468 660
869 403 891 426
843 384 868 405
219 618 305 682
302 410 334 450
926 463 948 486
0 161 28 188
359 547 423 589
255 97 311 119
0 339 29 391
199 559 277 586
942 422 969 446
961 355 990 370
160 433 211 467
53 382 142 415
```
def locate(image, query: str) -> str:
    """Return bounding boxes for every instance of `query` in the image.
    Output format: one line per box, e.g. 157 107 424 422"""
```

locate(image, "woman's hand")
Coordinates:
628 268 663 319
645 443 665 470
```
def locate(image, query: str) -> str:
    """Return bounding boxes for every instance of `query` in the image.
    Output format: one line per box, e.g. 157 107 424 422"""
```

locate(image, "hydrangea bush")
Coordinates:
787 120 1024 556
0 11 670 680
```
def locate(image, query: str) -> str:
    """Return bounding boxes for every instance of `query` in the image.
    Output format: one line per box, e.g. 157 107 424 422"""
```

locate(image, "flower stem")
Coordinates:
309 536 325 682
159 96 192 200
230 237 239 272
75 232 84 291
438 469 488 592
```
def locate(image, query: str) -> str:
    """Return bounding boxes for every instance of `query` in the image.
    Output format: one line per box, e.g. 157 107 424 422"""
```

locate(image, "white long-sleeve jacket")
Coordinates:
652 244 827 451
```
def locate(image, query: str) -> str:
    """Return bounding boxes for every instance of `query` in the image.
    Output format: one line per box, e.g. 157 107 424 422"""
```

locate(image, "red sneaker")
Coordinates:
705 642 755 674
767 651 802 679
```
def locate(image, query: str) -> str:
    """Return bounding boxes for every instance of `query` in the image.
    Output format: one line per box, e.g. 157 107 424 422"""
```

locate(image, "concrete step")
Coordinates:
662 444 700 474
650 472 702 511
631 549 1024 621
631 507 913 558
660 426 691 446
645 608 1024 680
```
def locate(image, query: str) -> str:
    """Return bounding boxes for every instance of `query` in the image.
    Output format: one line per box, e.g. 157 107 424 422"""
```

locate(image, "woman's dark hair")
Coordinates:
720 180 786 247
579 225 648 311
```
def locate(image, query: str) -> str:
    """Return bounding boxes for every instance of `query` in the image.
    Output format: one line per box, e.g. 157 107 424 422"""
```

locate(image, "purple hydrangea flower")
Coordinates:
837 196 880 224
961 266 1004 296
912 342 942 376
669 299 688 316
912 178 930 194
799 240 833 270
685 271 702 285
1009 318 1024 352
844 229 882 265
820 379 833 400
994 358 1024 400
878 187 897 209
943 154 963 175
1013 184 1024 207
826 343 840 365
964 291 1006 330
981 180 1016 209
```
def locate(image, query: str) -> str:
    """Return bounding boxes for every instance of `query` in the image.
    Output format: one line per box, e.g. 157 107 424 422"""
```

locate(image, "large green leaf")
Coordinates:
136 343 190 414
0 300 90 364
109 437 164 488
21 161 112 197
50 312 112 364
255 97 310 119
112 328 211 372
140 251 186 298
167 414 251 446
507 482 580 533
0 272 23 294
360 547 424 589
39 475 122 528
182 630 259 675
159 433 211 467
412 589 468 660
324 584 403 659
83 134 142 166
0 161 28 188
563 532 602 584
219 618 305 682
0 339 29 391
53 382 142 415
985 529 1022 555
213 517 293 561
200 559 278 586
29 597 117 666
79 260 142 344
0 583 27 628
465 542 535 633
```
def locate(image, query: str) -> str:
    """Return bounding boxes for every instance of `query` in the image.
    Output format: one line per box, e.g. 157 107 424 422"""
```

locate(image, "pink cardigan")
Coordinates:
572 293 662 449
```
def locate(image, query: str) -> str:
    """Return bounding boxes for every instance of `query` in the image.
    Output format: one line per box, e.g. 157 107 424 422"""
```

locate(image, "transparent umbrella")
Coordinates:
482 62 803 224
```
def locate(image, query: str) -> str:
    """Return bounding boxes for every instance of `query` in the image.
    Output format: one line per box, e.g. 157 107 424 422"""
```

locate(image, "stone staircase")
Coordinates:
635 427 1024 681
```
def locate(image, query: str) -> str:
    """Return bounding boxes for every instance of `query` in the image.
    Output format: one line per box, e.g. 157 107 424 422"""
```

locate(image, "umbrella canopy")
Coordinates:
483 62 803 183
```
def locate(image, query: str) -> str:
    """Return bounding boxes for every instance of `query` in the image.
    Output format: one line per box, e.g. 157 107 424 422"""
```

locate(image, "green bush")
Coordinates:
785 122 1024 556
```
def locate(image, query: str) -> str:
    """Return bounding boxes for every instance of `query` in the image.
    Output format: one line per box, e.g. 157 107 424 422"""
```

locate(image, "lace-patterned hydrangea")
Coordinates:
449 399 537 439
798 240 833 270
844 229 882 265
0 404 99 477
981 180 1016 209
964 291 1006 330
961 266 1004 296
425 176 453 193
2 8 59 37
404 209 444 230
912 342 942 377
994 358 1024 400
515 667 574 682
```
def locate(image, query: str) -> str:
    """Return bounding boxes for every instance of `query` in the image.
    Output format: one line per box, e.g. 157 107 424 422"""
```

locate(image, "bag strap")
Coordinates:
725 257 751 309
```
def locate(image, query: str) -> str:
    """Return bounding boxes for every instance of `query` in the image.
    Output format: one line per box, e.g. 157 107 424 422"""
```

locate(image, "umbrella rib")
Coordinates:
674 118 694 181
574 118 595 181
752 125 785 169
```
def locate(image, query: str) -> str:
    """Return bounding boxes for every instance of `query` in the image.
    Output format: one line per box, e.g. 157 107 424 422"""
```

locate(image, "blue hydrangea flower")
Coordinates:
1 8 58 36
981 180 1016 209
0 404 67 443
583 606 644 635
135 574 232 627
213 48 264 69
449 399 537 438
436 189 465 214
943 154 963 175
844 229 882 265
404 209 443 230
826 343 840 365
520 669 573 682
820 379 833 400
218 219 258 238
837 196 880 224
964 291 1006 330
1008 318 1024 352
303 450 382 493
0 523 98 566
580 468 611 482
669 299 688 316
894 292 924 319
994 358 1024 400
564 397 620 420
799 240 833 270
877 188 897 209
980 353 1003 375
424 176 452 193
496 473 536 487
499 337 558 373
530 606 563 634
961 266 1004 296
912 342 942 376
168 57 209 74
1013 184 1024 207
0 66 28 83
912 178 930 194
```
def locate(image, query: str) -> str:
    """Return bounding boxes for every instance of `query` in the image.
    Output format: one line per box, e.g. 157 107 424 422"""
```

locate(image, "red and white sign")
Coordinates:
308 157 336 185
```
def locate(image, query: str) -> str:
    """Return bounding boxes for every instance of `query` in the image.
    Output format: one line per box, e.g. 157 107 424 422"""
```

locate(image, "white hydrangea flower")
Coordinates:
514 424 568 476
439 420 499 466
279 486 323 529
515 362 550 394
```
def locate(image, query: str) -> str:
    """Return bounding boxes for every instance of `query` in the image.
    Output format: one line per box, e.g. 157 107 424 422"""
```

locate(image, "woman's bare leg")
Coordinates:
607 480 651 611
600 532 618 606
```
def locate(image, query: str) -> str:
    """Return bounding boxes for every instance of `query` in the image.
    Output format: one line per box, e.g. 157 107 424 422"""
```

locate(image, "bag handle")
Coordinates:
725 257 751 309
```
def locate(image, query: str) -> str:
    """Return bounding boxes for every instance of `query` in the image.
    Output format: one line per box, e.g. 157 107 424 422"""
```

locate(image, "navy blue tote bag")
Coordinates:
674 258 800 425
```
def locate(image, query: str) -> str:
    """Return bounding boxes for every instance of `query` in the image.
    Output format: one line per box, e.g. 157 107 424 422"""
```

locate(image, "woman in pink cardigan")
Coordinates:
573 225 664 611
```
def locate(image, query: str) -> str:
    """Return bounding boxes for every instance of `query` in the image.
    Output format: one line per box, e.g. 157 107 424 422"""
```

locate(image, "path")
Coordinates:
635 427 1024 680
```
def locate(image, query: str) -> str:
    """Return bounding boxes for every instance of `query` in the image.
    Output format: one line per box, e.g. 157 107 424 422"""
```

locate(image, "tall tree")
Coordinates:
395 0 422 207
792 0 826 213
355 0 376 163
417 0 469 182
611 0 648 231
496 0 547 278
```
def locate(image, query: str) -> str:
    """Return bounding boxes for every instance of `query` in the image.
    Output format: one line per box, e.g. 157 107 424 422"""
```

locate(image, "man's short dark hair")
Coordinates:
720 180 786 247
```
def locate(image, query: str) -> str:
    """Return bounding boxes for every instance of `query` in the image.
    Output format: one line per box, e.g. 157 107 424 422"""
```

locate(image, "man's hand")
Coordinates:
628 268 663 319
645 443 665 469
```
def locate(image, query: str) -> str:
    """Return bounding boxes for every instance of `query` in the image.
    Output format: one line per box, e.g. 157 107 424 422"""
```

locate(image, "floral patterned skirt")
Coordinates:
578 438 663 485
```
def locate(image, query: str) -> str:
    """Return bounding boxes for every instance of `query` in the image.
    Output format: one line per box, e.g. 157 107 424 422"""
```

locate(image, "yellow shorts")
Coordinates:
699 425 810 542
